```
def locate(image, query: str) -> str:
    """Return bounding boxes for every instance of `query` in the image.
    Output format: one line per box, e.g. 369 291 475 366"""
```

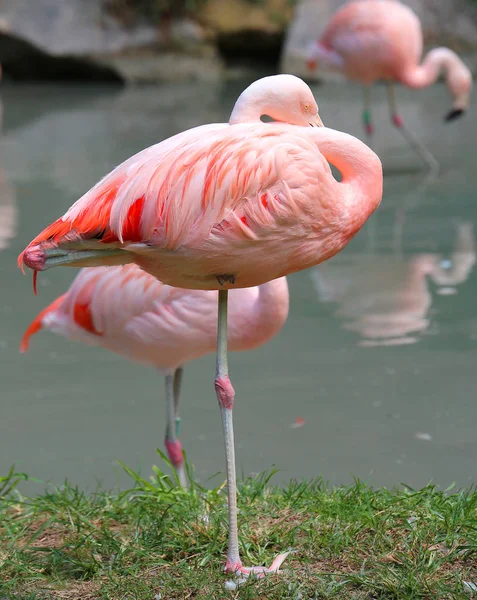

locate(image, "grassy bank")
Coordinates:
0 457 476 599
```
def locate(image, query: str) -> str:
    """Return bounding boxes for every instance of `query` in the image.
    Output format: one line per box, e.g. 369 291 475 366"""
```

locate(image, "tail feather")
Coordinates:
20 294 67 353
17 177 132 272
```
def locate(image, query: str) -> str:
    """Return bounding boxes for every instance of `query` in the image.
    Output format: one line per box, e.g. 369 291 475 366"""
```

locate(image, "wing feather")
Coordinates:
19 123 326 266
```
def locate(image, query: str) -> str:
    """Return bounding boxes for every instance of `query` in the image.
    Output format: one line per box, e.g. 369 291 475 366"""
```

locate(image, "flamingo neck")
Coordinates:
312 129 383 234
401 47 467 91
256 277 289 320
229 77 287 124
252 277 289 342
229 91 265 125
230 277 289 351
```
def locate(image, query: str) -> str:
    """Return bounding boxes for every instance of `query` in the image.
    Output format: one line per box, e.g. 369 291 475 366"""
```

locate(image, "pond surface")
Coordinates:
1 79 476 493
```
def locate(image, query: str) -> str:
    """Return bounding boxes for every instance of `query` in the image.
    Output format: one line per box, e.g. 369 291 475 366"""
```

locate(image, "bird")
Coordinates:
20 264 290 490
306 0 473 171
19 73 383 576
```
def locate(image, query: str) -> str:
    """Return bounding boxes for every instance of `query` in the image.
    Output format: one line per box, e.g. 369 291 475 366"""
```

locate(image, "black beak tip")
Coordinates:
444 108 465 122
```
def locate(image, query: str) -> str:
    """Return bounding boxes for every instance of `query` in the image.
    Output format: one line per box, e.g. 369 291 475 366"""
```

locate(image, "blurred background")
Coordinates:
1 0 477 494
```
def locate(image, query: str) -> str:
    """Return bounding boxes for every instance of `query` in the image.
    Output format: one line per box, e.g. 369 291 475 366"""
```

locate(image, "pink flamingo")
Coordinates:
20 264 289 489
306 0 473 171
19 74 383 576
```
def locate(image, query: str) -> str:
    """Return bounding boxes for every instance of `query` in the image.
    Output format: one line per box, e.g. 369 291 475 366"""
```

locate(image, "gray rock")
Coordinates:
0 31 123 82
0 0 222 82
0 0 158 55
102 50 224 84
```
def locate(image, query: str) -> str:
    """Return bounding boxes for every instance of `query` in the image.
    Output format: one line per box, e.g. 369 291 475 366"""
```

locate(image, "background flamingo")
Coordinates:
19 74 383 576
21 264 289 489
306 0 473 171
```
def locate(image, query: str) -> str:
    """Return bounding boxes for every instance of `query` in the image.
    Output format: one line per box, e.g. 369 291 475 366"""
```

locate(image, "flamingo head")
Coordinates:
444 64 472 122
267 73 323 127
229 74 324 127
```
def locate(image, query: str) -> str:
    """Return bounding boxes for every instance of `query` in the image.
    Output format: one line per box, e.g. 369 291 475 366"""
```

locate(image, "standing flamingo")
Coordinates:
306 0 473 171
19 74 383 576
20 264 289 490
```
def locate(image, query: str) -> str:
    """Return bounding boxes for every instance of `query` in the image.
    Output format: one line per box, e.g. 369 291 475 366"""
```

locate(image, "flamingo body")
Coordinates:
21 264 289 374
19 78 382 291
316 1 423 85
309 0 472 112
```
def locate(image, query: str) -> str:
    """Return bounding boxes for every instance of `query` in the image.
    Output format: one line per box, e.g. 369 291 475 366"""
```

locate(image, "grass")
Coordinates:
0 456 476 599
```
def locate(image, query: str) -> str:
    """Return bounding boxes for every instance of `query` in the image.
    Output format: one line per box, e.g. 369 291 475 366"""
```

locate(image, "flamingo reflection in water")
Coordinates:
311 221 475 347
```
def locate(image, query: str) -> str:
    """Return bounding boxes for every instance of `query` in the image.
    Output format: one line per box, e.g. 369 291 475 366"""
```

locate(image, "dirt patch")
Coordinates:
22 580 101 600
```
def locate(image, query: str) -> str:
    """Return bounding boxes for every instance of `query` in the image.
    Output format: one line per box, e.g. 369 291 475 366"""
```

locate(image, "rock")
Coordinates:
0 0 221 83
0 0 224 82
0 0 293 77
101 48 223 84
0 0 156 82
201 0 293 34
0 0 158 55
0 32 123 82
169 18 205 46
202 0 293 67
216 29 285 67
280 0 477 80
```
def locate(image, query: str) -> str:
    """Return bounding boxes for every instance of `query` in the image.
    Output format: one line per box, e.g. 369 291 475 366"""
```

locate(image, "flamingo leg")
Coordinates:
164 371 188 488
173 367 184 438
386 83 439 173
215 289 289 577
362 86 374 147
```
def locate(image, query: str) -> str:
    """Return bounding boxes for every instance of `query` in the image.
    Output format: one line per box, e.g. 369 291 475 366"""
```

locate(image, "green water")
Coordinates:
1 80 476 493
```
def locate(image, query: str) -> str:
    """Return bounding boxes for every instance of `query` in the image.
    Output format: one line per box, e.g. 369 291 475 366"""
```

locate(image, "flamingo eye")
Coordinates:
303 104 310 112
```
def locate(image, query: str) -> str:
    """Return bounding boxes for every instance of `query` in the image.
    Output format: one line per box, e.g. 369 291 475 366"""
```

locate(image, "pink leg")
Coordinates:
164 370 187 488
215 289 289 578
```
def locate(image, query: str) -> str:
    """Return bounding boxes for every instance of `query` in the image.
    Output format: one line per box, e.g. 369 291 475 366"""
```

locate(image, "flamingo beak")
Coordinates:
310 114 324 127
445 108 465 122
